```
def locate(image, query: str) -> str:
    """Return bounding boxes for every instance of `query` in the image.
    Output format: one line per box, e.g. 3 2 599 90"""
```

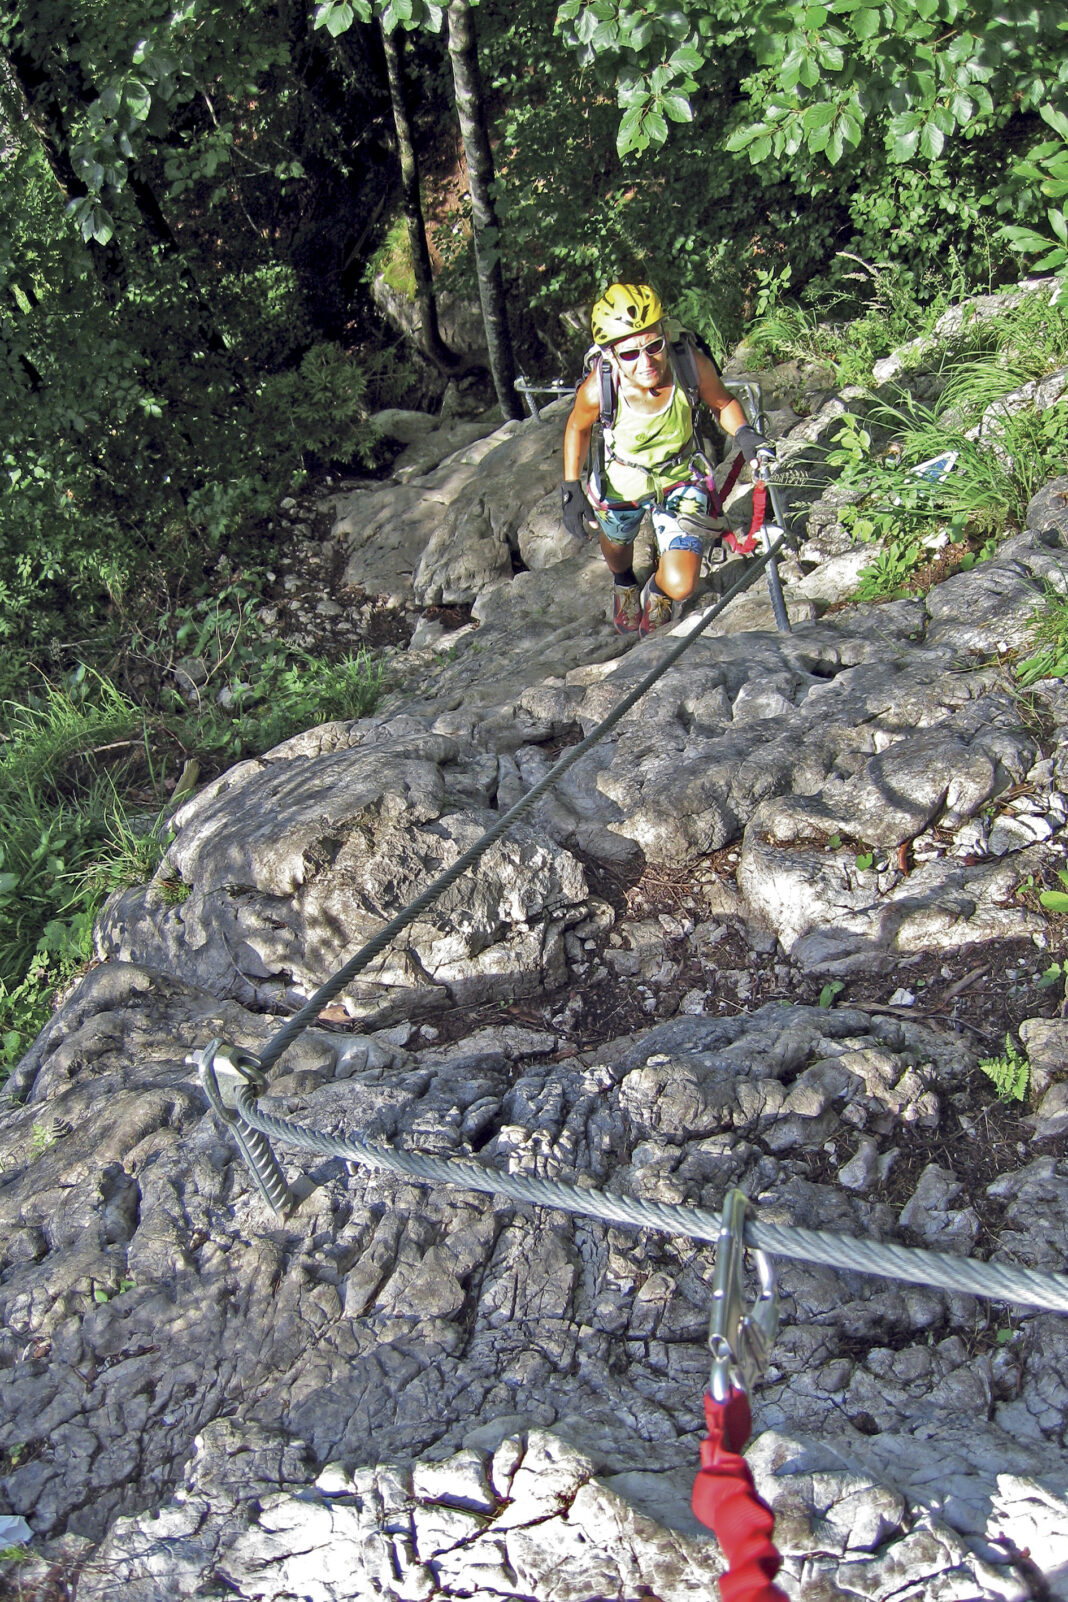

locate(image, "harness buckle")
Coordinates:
708 1190 779 1402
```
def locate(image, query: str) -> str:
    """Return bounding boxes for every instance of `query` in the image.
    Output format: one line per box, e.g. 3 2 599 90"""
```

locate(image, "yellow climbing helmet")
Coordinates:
590 283 663 347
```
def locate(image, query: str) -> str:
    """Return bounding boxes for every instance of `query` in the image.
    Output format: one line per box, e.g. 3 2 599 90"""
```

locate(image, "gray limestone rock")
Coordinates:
6 991 1065 1597
369 408 441 444
412 410 569 605
1026 474 1068 542
6 941 1068 1595
925 526 1068 655
7 306 1068 1601
1019 1014 1068 1101
94 727 589 1022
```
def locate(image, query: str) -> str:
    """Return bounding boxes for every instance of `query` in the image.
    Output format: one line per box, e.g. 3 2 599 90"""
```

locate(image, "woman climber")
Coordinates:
561 282 774 636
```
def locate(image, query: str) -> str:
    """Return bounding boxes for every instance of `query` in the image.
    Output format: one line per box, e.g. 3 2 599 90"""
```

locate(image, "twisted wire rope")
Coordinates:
256 536 787 1075
205 524 1068 1317
232 1084 1068 1312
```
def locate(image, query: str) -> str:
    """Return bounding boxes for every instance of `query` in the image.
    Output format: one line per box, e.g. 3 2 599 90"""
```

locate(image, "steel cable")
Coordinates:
256 535 788 1075
232 1083 1068 1313
204 515 1068 1319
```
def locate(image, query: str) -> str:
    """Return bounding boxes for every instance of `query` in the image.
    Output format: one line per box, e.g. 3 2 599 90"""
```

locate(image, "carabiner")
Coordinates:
708 1189 779 1402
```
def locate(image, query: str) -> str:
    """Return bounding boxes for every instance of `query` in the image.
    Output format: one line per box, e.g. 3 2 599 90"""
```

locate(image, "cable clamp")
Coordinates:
708 1190 779 1402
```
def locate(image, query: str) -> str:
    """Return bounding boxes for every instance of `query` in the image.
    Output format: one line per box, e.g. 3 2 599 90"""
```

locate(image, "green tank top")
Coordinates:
603 381 694 502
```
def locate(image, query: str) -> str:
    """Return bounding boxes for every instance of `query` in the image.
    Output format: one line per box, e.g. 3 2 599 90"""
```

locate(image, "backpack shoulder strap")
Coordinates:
580 344 616 429
666 323 706 409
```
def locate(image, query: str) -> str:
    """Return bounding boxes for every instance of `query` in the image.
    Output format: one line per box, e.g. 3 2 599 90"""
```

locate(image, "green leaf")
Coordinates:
81 205 115 246
1040 102 1068 141
891 121 922 160
316 1 355 36
1002 223 1058 252
616 104 644 158
819 980 845 1008
798 53 820 88
840 105 864 146
852 6 881 39
855 851 874 870
575 6 599 43
661 92 693 124
644 106 668 146
780 45 805 87
803 101 836 133
93 1288 110 1303
979 1035 1030 1103
1038 890 1068 912
669 44 704 73
919 118 945 159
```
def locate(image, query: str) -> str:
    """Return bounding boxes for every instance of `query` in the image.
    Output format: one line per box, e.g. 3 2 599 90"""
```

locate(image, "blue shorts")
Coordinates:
594 478 710 556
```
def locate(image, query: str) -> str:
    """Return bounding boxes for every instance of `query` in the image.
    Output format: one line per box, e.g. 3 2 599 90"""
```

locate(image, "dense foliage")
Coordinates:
2 2 1065 671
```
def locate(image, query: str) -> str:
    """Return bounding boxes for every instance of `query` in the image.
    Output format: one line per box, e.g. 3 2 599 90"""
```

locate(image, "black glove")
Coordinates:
734 425 775 471
561 479 595 542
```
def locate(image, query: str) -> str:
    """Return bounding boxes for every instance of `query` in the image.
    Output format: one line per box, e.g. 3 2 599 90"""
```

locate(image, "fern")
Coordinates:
978 1035 1030 1103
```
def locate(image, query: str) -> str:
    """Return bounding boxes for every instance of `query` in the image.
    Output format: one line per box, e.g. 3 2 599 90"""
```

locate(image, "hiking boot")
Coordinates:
638 579 674 637
612 582 641 634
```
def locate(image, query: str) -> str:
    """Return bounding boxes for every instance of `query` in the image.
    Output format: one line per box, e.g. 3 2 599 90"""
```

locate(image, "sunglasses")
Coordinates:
615 335 666 364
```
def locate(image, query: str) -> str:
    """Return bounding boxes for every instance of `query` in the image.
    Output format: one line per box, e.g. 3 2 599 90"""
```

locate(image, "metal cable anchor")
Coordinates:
708 1190 779 1402
189 1037 293 1217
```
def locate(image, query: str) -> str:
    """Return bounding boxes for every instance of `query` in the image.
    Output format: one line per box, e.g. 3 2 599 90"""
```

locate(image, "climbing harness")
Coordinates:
583 342 792 635
516 352 794 633
580 324 714 506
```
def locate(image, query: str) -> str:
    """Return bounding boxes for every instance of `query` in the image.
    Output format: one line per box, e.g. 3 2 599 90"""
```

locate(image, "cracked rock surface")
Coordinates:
3 979 1067 1597
4 303 1068 1598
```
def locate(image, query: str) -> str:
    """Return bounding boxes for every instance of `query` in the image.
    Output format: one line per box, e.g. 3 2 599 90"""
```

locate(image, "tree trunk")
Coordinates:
380 22 460 373
445 0 522 419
